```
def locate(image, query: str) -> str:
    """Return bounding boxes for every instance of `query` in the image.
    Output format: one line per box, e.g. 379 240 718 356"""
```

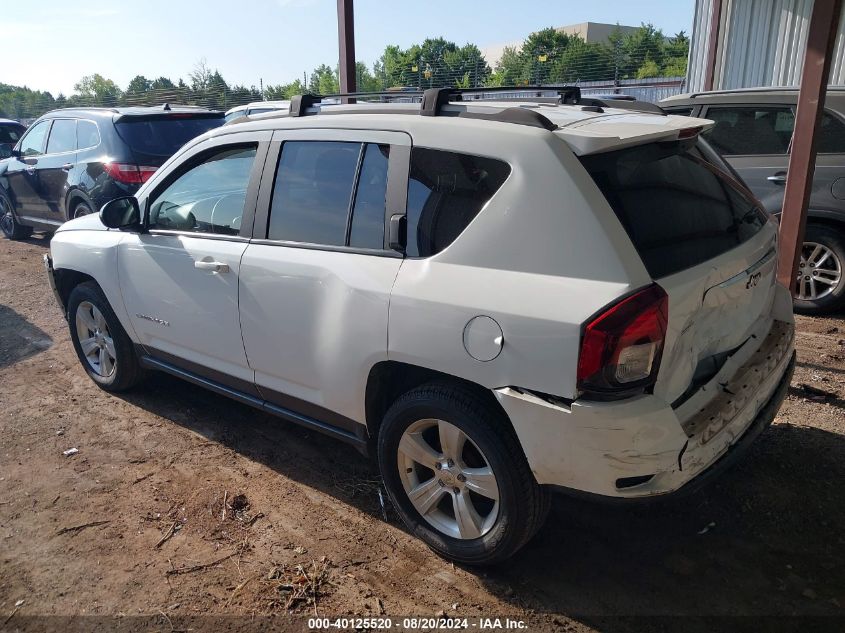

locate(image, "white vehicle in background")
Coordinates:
224 100 290 123
45 87 795 564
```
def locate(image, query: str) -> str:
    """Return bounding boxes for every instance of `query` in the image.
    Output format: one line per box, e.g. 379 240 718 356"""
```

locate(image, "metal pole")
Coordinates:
703 0 723 91
776 0 843 291
337 0 356 102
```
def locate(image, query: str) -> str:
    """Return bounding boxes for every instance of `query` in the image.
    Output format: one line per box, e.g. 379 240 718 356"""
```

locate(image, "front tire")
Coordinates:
0 189 32 240
793 224 845 314
378 382 548 565
67 282 145 392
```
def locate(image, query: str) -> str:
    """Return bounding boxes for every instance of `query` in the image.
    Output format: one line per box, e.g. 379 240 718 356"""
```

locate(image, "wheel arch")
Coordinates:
64 189 96 221
52 268 98 314
364 360 515 444
805 210 845 232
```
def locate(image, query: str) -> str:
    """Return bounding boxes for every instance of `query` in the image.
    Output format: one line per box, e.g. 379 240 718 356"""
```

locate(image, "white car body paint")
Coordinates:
48 99 794 499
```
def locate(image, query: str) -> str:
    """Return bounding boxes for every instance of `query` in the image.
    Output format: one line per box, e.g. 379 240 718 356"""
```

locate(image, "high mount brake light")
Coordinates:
577 284 669 395
103 162 157 185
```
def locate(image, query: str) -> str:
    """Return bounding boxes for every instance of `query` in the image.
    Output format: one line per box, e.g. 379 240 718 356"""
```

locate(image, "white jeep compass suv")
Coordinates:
45 88 796 564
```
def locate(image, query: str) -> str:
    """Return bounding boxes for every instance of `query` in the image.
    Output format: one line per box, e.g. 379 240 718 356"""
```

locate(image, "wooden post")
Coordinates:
703 0 723 91
337 0 356 102
776 0 843 291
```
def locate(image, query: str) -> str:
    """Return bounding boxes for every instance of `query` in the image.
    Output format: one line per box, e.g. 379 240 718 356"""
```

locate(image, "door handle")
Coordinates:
61 163 73 171
194 260 229 273
767 174 787 184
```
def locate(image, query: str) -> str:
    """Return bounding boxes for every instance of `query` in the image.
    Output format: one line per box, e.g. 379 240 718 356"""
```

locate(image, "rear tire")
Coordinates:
0 189 32 240
793 224 845 314
70 200 93 220
377 382 548 565
67 282 145 392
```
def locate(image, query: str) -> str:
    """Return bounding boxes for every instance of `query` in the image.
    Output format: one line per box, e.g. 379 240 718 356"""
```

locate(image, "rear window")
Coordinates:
580 141 768 278
115 116 223 157
0 124 23 144
406 148 511 257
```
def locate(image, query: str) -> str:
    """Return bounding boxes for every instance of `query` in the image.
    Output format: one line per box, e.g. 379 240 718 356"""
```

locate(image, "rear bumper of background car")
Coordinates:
495 320 795 499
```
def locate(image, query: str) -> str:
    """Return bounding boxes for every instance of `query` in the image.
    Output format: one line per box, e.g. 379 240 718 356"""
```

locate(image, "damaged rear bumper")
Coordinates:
494 320 795 499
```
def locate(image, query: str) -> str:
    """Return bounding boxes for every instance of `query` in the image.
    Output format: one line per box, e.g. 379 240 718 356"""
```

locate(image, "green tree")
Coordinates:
308 64 339 95
151 77 176 90
73 74 121 106
265 79 306 100
551 39 614 82
126 75 152 95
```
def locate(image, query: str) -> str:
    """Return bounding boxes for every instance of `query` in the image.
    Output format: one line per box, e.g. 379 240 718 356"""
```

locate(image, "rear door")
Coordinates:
579 138 779 404
39 118 78 222
699 105 793 214
238 129 409 428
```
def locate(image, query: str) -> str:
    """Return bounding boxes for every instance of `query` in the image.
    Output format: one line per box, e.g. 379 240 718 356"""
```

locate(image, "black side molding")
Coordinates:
138 354 369 455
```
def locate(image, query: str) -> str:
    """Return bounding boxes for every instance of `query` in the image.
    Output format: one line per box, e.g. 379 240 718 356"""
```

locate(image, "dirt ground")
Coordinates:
1 234 844 633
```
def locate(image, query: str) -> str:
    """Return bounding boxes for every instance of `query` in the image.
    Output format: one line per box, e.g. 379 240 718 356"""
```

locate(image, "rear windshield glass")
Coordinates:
579 141 767 278
115 116 222 157
0 124 23 144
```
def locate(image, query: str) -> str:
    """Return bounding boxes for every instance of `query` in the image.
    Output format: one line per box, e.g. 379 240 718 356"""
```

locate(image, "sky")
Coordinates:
2 0 695 96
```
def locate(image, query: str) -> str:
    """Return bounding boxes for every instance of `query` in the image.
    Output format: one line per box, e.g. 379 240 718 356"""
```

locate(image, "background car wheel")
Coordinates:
0 190 33 240
67 282 145 392
793 224 845 314
378 382 548 565
71 201 93 219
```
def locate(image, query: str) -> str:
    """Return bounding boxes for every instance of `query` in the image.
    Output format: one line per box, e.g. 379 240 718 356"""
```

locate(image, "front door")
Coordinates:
238 129 410 426
118 135 268 392
5 119 51 222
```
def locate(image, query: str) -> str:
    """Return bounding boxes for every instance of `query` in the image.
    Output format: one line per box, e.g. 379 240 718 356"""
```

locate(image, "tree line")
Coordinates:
1 24 688 120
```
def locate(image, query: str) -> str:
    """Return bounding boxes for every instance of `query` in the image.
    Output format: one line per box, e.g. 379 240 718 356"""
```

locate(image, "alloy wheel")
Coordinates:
397 418 500 540
73 204 92 219
75 301 116 377
0 196 13 236
796 241 842 301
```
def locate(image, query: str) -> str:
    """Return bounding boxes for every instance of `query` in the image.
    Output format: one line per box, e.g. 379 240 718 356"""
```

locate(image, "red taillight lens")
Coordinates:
577 284 669 395
102 162 157 184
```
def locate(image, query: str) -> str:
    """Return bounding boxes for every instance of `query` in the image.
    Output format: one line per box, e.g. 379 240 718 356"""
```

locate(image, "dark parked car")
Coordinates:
661 87 845 314
0 105 223 240
0 118 26 159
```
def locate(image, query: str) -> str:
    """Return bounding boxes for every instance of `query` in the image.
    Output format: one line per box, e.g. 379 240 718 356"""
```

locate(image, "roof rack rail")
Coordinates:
293 85 582 111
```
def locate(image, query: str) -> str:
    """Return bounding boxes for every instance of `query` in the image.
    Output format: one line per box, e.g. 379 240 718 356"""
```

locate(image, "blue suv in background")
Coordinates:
0 105 223 239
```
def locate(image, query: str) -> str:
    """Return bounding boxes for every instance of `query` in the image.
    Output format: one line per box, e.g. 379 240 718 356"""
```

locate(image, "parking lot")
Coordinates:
0 233 843 630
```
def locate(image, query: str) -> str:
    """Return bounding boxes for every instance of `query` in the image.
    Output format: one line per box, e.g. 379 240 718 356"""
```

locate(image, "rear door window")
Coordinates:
817 112 845 153
349 144 390 249
46 119 77 154
405 148 511 257
580 141 767 279
268 141 361 245
703 107 794 155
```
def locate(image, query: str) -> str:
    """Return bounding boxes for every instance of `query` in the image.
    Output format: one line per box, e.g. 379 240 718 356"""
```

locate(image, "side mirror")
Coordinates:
100 196 141 230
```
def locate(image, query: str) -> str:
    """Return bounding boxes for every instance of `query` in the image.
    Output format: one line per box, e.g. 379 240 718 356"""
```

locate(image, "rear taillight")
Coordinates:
577 284 669 395
102 162 157 184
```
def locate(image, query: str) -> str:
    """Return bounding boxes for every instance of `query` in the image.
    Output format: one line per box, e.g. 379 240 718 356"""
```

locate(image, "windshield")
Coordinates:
115 116 223 157
579 140 768 279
